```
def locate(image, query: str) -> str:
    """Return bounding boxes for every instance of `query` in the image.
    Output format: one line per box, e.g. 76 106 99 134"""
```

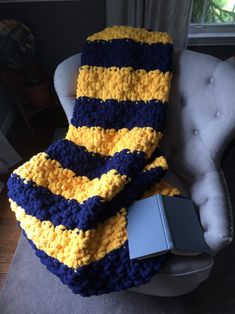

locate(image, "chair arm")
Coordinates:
54 53 81 123
190 169 233 254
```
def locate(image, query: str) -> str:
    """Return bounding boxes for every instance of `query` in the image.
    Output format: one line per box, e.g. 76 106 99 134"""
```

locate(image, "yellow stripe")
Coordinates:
76 66 172 103
143 156 168 171
141 180 181 199
10 199 127 269
14 152 130 203
66 125 162 158
87 26 172 45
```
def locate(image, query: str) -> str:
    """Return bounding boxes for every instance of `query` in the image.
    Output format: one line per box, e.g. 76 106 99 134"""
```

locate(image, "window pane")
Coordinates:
191 0 204 23
191 0 235 24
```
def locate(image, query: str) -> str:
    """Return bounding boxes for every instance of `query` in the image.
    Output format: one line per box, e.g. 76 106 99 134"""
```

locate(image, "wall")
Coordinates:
0 0 106 75
0 0 106 131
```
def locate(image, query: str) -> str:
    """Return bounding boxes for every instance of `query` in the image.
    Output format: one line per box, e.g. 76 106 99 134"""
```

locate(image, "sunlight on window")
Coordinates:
224 0 235 11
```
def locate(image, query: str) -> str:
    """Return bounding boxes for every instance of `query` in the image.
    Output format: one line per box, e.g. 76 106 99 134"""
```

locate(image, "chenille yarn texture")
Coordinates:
7 26 181 297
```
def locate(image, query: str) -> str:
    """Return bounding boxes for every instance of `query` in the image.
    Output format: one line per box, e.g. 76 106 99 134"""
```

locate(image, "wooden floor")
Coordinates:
0 104 67 291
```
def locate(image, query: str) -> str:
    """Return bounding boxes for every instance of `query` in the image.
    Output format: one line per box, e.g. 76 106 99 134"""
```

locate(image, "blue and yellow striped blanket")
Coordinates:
7 26 180 296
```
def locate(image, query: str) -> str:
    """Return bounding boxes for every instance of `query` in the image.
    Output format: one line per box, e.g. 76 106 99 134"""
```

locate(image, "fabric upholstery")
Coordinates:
54 49 234 253
53 48 234 296
161 49 234 253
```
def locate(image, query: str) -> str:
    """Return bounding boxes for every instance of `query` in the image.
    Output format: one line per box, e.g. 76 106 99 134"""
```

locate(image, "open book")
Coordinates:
127 194 210 260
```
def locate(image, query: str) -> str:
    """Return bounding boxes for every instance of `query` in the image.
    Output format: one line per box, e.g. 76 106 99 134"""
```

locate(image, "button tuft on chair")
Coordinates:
193 129 198 136
209 77 214 84
215 111 221 118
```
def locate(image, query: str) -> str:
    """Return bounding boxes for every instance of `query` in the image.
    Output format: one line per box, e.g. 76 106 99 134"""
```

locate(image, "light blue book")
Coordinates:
127 194 210 259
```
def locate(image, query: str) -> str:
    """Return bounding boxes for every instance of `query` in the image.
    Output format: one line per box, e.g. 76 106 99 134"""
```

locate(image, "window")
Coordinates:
0 0 79 2
188 0 235 45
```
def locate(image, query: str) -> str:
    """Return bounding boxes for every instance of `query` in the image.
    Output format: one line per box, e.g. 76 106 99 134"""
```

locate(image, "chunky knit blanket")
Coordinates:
7 26 181 296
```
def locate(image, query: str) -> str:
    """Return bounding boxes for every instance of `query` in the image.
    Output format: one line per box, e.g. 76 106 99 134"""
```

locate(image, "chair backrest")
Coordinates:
54 49 235 253
161 49 234 253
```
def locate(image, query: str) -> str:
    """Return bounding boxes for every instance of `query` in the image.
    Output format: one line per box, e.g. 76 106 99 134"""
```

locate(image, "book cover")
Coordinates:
127 194 210 260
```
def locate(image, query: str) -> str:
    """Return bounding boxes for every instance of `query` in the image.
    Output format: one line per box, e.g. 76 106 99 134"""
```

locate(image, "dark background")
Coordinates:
0 0 106 76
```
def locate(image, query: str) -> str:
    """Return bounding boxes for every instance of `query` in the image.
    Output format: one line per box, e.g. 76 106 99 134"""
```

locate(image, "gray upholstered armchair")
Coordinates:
54 49 234 297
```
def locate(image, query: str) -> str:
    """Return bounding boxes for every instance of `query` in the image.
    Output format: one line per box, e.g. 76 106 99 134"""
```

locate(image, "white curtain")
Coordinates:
106 0 193 49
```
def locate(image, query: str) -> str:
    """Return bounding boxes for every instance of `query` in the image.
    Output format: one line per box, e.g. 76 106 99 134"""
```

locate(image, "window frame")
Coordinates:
188 1 235 46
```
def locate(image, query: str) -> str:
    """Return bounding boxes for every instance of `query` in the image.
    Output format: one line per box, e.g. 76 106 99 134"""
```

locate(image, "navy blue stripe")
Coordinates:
24 232 170 296
46 140 148 179
8 173 103 230
81 39 173 72
71 97 167 130
8 165 168 231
